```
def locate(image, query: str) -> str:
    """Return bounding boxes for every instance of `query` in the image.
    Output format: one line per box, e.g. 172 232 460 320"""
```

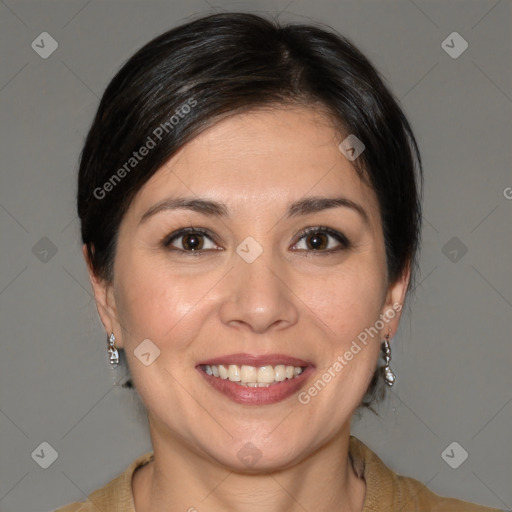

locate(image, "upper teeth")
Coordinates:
202 364 304 386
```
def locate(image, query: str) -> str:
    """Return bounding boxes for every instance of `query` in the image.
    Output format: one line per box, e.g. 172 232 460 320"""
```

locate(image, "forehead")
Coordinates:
127 105 381 225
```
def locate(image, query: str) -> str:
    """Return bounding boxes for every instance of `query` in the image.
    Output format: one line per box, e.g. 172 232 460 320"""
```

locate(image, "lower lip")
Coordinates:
196 366 314 405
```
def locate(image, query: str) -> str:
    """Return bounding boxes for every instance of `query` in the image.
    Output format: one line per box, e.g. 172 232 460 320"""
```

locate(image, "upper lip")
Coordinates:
197 353 312 367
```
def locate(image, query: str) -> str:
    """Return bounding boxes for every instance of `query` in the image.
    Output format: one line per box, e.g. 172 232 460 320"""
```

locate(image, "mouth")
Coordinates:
196 353 314 405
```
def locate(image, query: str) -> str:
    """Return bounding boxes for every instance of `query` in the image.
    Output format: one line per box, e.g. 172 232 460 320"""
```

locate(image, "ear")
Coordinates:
82 244 124 348
380 262 411 338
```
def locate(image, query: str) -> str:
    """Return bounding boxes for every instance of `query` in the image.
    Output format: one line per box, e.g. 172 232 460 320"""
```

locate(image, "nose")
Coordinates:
218 246 299 334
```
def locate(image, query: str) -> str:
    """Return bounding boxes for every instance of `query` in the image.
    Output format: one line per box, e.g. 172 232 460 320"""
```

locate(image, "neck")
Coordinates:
133 417 366 512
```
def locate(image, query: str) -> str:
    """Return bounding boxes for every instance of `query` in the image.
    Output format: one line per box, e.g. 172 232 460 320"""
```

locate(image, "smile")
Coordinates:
196 354 314 405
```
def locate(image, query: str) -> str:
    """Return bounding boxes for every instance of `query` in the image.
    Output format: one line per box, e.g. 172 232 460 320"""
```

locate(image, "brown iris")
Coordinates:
182 233 204 251
305 232 328 250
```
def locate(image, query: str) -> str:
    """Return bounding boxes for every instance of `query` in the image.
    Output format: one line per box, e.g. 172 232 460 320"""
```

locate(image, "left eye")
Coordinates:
292 227 349 252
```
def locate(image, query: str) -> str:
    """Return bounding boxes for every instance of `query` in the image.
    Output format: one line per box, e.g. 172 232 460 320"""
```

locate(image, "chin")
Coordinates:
213 443 305 474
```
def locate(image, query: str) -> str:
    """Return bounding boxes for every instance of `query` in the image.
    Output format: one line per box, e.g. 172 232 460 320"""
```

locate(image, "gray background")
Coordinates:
0 1 511 511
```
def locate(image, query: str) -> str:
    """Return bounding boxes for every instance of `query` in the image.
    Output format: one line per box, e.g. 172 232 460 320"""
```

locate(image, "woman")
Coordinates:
55 12 501 512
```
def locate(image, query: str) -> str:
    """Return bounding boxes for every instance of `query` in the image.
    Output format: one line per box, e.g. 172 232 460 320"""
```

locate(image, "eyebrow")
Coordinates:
139 195 369 225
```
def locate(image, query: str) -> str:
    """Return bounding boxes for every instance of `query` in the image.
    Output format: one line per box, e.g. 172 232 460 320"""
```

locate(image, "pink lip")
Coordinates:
196 359 315 406
197 353 312 367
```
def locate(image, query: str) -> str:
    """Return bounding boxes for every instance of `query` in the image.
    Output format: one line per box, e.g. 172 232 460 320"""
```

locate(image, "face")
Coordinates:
86 105 408 471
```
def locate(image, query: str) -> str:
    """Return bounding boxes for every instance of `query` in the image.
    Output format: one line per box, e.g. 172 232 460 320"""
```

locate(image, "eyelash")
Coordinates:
162 226 351 256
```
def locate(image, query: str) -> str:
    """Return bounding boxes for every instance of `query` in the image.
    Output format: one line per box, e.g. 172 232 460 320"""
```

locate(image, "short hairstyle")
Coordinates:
77 12 423 409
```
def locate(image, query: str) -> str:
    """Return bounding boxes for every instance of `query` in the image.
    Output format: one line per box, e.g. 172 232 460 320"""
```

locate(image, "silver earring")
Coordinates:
107 333 119 368
381 333 396 386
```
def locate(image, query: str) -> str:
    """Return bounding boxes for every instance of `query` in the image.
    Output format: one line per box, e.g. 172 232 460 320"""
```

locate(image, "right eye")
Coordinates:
163 227 220 254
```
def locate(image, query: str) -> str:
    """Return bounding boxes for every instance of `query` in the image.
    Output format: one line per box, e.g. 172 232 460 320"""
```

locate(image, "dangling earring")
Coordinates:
107 332 119 368
381 332 396 386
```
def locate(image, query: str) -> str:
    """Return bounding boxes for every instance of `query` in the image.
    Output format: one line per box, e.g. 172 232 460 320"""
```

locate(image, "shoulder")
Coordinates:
53 451 154 512
349 435 503 512
390 471 501 511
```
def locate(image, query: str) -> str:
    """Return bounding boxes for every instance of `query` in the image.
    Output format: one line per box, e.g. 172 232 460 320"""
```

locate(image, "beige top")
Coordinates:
54 435 501 511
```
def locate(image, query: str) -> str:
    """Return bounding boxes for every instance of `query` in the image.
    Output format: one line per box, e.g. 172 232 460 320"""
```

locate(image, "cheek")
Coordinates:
113 259 213 411
304 260 387 340
114 255 222 354
298 258 387 408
